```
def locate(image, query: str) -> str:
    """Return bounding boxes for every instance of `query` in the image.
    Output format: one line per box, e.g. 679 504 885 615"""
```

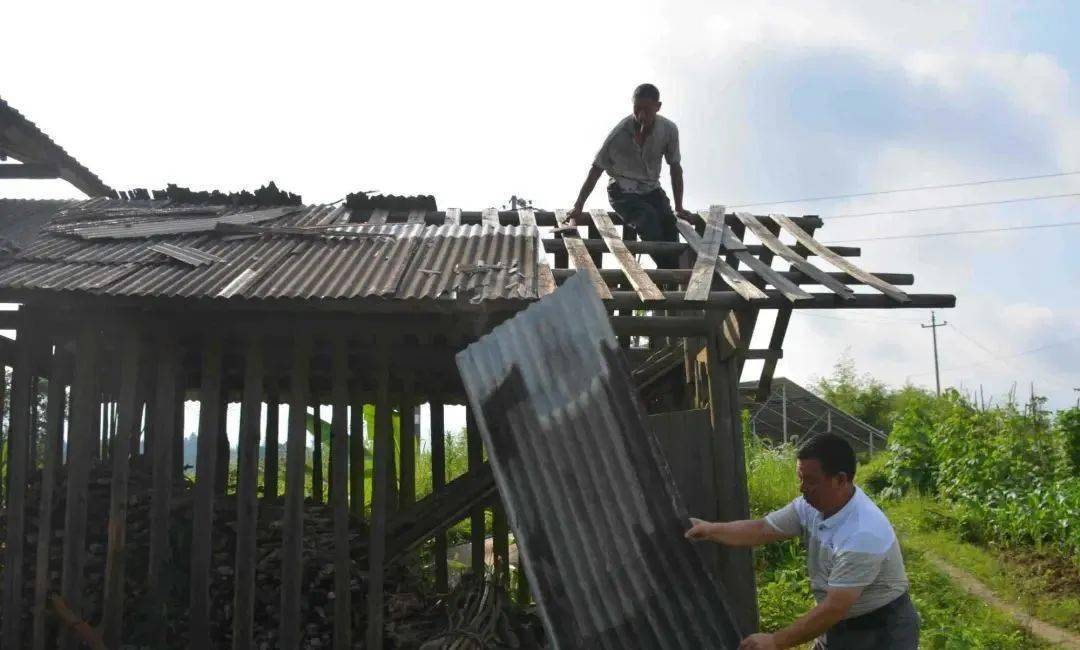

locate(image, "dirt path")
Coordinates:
925 553 1080 649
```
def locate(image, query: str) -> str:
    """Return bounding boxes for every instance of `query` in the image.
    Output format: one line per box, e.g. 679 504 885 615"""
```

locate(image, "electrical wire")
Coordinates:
825 192 1080 220
727 170 1080 208
822 220 1080 244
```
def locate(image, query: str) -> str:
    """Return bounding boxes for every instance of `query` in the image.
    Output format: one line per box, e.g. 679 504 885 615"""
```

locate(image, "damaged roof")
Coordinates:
0 198 538 306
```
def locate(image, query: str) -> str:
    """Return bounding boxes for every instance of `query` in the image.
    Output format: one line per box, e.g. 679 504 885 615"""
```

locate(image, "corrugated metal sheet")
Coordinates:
0 201 539 303
455 273 743 649
56 206 300 239
0 199 82 249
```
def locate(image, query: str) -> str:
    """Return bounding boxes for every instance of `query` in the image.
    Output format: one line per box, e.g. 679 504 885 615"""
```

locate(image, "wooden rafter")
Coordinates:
589 208 664 302
553 209 611 300
736 212 856 300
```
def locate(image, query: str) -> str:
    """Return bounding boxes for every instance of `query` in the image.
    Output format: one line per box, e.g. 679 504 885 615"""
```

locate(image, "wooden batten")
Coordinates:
189 336 224 649
280 335 312 650
233 336 265 650
330 335 351 650
102 334 143 647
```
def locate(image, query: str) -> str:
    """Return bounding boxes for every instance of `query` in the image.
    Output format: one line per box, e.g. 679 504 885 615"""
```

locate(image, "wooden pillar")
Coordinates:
59 324 99 650
0 366 8 510
28 376 40 471
366 352 392 650
32 353 67 650
399 387 416 509
1 319 37 648
216 393 230 495
705 312 758 634
312 399 323 503
430 401 448 592
466 409 485 571
189 336 224 649
264 391 279 500
280 335 311 650
173 385 185 480
148 342 179 648
330 335 351 650
102 334 143 647
349 387 364 517
233 336 264 650
493 498 509 585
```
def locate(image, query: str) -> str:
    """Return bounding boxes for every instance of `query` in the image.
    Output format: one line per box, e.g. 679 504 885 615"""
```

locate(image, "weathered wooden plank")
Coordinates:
537 262 556 297
735 212 856 300
367 208 389 226
264 391 279 500
543 237 862 259
190 336 224 649
60 325 98 650
771 214 912 303
406 209 427 225
444 207 461 225
233 336 264 650
482 207 500 228
330 335 352 650
2 317 36 649
430 401 448 592
467 409 485 571
399 390 416 508
589 208 665 301
684 205 726 300
281 335 311 650
349 386 364 517
676 218 767 301
32 354 67 650
517 208 536 227
367 352 392 650
102 334 142 648
148 342 178 648
553 209 611 299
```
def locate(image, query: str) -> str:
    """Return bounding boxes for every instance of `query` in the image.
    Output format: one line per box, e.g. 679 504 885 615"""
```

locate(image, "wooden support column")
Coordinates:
189 336 224 649
2 318 37 648
704 312 758 634
264 391 280 500
493 497 510 585
330 335 351 650
0 368 7 509
148 342 179 648
29 377 40 471
399 385 416 509
312 399 324 503
233 336 264 650
349 386 364 517
59 324 99 650
280 335 311 650
32 353 67 650
216 393 230 495
367 351 393 650
102 334 143 647
467 409 485 571
173 384 185 480
430 401 448 592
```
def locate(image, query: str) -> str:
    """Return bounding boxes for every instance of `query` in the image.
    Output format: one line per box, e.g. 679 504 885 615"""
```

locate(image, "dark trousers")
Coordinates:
814 592 920 650
607 184 680 269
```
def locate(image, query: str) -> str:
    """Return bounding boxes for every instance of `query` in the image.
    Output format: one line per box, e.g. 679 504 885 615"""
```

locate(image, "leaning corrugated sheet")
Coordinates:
0 200 538 303
455 273 743 649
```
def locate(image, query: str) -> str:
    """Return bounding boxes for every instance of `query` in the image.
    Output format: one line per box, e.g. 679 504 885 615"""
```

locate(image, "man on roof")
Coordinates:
686 434 919 649
567 83 694 269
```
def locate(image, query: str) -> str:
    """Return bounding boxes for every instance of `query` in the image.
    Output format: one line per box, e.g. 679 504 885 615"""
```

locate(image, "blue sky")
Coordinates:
4 1 1078 425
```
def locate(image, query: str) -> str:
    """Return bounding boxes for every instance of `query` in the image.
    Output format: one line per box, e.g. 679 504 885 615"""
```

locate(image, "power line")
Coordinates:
727 170 1080 208
799 312 923 325
825 192 1080 220
908 335 1080 377
823 220 1080 244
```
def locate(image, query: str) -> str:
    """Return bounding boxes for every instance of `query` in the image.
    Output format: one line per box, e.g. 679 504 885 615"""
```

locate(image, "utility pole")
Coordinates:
1074 387 1079 409
921 311 947 396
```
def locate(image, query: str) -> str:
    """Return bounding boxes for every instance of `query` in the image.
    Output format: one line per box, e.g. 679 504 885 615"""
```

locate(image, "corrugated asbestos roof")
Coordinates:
0 199 538 304
0 199 82 250
455 273 743 649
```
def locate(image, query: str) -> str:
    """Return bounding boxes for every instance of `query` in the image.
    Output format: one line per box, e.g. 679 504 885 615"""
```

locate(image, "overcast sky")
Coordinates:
4 1 1078 429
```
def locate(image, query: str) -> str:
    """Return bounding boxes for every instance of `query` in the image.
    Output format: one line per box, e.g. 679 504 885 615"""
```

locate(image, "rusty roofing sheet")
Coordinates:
455 273 743 649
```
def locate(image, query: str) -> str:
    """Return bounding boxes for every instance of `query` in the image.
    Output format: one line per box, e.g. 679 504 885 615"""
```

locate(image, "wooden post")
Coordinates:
399 385 416 509
0 367 8 509
430 401 448 592
32 354 67 650
330 335 351 650
233 336 264 650
59 324 99 650
466 409 485 572
216 393 230 495
189 335 224 649
148 342 179 648
312 398 323 503
264 391 279 500
349 386 364 517
174 384 185 480
366 351 392 650
280 334 312 650
2 318 37 649
493 498 509 585
102 334 143 647
29 376 40 471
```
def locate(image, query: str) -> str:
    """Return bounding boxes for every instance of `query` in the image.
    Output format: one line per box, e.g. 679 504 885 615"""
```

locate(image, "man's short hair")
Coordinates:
633 83 660 102
797 433 856 480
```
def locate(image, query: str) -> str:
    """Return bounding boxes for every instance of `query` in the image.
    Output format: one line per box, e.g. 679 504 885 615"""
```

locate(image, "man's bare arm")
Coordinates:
670 163 694 222
685 517 792 547
740 587 862 649
568 165 604 224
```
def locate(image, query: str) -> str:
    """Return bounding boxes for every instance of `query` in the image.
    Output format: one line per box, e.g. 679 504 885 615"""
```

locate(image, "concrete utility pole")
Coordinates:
921 311 947 396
